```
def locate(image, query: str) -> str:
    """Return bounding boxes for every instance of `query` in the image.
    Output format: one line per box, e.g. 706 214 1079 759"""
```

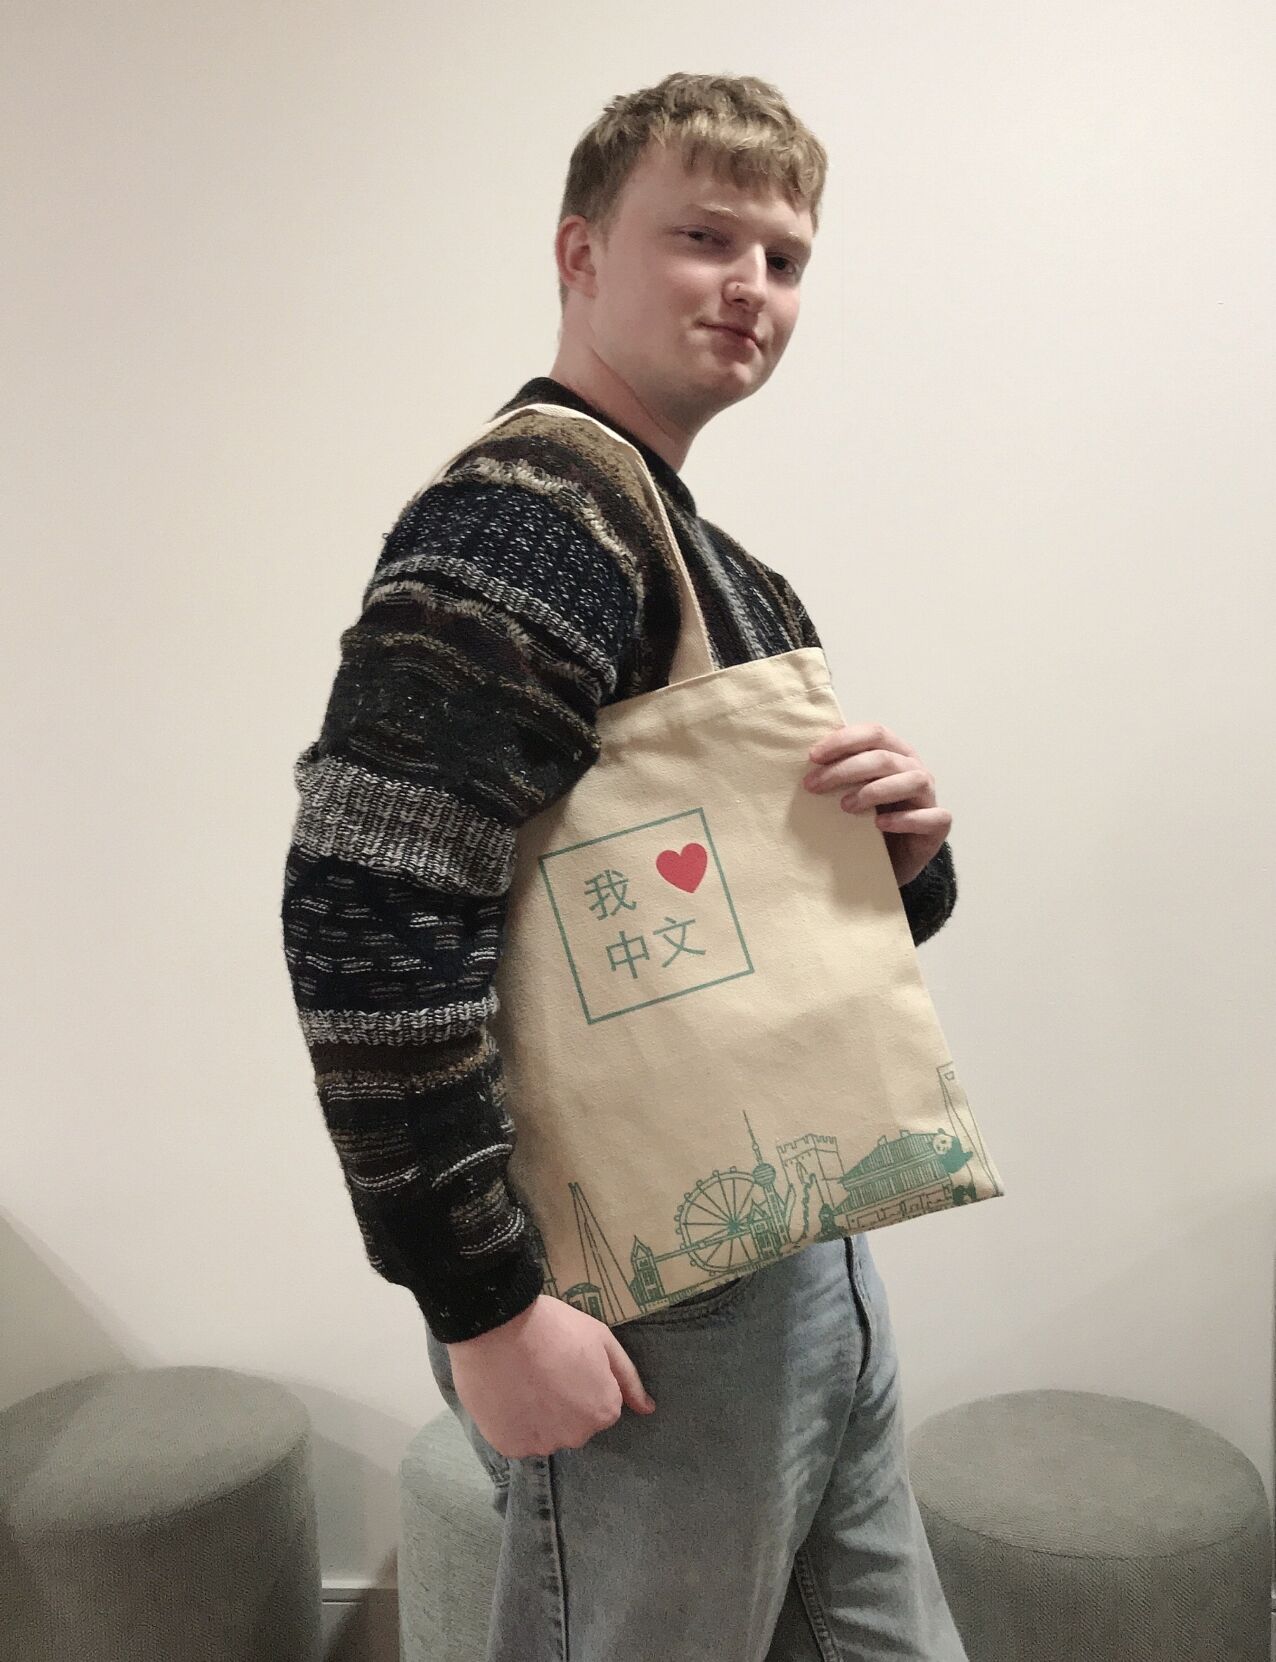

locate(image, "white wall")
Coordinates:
5 0 1273 1607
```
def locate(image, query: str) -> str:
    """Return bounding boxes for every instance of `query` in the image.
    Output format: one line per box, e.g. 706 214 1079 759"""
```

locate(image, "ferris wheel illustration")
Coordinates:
675 1163 784 1271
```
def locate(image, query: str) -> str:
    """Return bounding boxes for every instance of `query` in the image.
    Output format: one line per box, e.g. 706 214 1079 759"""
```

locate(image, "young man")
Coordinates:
283 72 966 1662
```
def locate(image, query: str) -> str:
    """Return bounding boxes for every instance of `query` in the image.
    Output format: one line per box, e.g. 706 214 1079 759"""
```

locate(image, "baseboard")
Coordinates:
322 1581 398 1662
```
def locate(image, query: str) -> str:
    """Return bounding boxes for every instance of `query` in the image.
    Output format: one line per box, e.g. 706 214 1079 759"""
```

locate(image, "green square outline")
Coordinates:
537 806 755 1025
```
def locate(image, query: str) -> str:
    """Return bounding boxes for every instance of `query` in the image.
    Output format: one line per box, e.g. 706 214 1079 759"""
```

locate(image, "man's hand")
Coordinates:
802 721 952 889
448 1295 656 1460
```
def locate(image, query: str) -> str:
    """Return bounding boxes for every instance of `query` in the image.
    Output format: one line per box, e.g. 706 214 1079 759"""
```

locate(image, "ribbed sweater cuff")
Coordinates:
411 1244 546 1345
899 839 956 947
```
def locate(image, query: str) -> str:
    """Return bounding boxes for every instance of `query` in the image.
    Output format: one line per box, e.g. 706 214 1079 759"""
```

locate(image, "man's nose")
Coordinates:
725 252 768 299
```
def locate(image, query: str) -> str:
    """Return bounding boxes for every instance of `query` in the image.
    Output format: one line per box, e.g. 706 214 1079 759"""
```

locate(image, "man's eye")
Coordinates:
685 230 798 276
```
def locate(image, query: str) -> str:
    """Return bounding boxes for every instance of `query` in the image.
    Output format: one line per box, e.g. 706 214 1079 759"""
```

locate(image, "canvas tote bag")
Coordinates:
421 400 1004 1327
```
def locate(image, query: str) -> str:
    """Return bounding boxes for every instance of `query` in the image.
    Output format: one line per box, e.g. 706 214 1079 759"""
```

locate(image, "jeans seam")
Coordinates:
791 1542 844 1662
539 1453 570 1661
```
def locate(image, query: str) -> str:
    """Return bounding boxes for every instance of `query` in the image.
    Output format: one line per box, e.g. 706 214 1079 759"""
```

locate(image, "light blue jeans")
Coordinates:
425 1233 968 1661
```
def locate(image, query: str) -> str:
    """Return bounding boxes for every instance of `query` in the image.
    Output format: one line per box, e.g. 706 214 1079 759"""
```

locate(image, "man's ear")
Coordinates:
555 216 599 303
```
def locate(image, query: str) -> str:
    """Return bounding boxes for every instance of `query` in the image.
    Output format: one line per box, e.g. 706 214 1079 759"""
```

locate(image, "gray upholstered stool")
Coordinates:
0 1365 321 1662
399 1409 503 1662
907 1389 1272 1661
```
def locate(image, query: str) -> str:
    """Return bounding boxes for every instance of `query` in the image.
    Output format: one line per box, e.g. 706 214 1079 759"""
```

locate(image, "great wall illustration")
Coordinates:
521 1061 1001 1323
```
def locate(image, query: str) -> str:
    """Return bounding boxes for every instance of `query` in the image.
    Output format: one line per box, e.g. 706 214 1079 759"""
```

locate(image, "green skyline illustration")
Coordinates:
519 1062 1001 1323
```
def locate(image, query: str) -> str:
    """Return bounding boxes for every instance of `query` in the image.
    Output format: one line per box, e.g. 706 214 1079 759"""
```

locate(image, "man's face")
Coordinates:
562 142 813 432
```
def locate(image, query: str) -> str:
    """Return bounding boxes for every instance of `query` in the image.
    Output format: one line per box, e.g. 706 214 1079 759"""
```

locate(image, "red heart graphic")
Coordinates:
656 842 708 893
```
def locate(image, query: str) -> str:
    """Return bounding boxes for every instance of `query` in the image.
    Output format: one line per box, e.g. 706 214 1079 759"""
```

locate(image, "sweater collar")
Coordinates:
496 376 699 519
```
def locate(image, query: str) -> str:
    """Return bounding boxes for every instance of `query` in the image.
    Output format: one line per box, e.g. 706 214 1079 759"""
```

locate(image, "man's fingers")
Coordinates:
811 722 918 762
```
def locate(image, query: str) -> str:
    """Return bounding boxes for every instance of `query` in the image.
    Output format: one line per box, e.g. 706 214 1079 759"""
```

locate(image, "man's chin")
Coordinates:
708 367 763 405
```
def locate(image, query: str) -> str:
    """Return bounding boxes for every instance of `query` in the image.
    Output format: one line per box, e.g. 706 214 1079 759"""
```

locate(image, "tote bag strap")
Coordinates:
412 401 718 687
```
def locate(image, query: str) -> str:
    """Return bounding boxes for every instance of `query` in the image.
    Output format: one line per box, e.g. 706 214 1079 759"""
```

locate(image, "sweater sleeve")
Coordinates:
281 477 639 1342
768 567 959 947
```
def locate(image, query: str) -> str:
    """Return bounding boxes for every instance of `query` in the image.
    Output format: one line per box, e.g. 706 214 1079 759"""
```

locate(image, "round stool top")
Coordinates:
0 1365 310 1535
907 1389 1262 1558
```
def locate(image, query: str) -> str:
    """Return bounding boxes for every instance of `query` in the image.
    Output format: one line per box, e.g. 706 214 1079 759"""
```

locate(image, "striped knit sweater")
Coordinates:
281 375 958 1344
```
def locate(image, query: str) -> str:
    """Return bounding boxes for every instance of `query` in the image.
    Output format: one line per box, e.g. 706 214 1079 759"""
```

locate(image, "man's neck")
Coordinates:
543 354 695 474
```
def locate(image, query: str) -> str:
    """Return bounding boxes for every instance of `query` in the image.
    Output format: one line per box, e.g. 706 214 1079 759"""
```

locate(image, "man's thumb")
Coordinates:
606 1332 657 1413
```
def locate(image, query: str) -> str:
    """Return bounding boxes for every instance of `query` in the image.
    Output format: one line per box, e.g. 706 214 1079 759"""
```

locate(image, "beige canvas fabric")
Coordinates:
425 401 1005 1327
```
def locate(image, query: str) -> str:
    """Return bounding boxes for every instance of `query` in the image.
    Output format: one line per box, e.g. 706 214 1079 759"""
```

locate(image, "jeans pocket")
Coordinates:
620 1270 755 1329
474 1437 511 1488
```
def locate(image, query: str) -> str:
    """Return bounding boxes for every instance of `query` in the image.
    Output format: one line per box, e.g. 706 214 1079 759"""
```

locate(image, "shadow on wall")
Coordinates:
0 1214 136 1408
0 1212 408 1662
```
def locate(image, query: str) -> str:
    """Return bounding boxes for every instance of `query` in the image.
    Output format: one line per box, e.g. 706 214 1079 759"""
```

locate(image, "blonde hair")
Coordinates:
555 72 828 310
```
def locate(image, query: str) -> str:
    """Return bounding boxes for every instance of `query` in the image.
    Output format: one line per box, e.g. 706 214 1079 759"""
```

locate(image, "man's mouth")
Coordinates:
705 324 759 348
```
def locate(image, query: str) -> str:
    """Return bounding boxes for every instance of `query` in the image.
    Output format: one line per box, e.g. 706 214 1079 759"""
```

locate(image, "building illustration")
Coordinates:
519 1062 1000 1324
